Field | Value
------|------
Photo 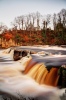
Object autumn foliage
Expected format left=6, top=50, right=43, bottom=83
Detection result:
left=0, top=9, right=66, bottom=46
left=1, top=25, right=66, bottom=46
left=3, top=33, right=13, bottom=41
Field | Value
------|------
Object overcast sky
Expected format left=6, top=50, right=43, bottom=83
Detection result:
left=0, top=0, right=66, bottom=28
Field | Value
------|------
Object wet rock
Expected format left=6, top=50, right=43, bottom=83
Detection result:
left=13, top=50, right=29, bottom=61
left=30, top=51, right=37, bottom=54
left=13, top=50, right=22, bottom=61
left=22, top=50, right=28, bottom=57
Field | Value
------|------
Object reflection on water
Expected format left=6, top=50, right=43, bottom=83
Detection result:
left=0, top=46, right=66, bottom=100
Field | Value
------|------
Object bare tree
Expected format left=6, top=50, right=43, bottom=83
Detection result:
left=60, top=9, right=66, bottom=27
left=42, top=20, right=46, bottom=30
left=0, top=23, right=8, bottom=47
left=28, top=13, right=32, bottom=24
left=36, top=11, right=41, bottom=30
left=58, top=9, right=66, bottom=27
left=46, top=14, right=51, bottom=29
left=20, top=15, right=25, bottom=30
left=53, top=13, right=57, bottom=30
left=12, top=17, right=21, bottom=30
left=11, top=21, right=17, bottom=30
left=57, top=13, right=61, bottom=24
left=25, top=15, right=30, bottom=30
left=63, top=14, right=66, bottom=27
left=31, top=13, right=36, bottom=28
left=16, top=17, right=21, bottom=29
left=42, top=14, right=51, bottom=30
left=0, top=23, right=8, bottom=33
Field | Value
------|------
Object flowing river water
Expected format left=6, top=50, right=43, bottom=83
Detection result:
left=0, top=45, right=66, bottom=100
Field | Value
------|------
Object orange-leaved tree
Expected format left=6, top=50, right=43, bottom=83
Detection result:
left=3, top=33, right=13, bottom=41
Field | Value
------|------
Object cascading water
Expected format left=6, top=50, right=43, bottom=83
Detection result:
left=0, top=46, right=66, bottom=100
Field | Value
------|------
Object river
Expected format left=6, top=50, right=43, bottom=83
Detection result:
left=0, top=45, right=66, bottom=100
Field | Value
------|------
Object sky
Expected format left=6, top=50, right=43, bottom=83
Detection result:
left=0, top=0, right=66, bottom=28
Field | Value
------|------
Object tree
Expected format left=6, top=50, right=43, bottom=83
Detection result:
left=36, top=11, right=41, bottom=30
left=11, top=21, right=17, bottom=30
left=31, top=13, right=36, bottom=28
left=55, top=11, right=66, bottom=44
left=0, top=23, right=8, bottom=34
left=14, top=34, right=21, bottom=45
left=53, top=13, right=57, bottom=31
left=0, top=23, right=8, bottom=47
left=42, top=14, right=51, bottom=30
left=46, top=14, right=51, bottom=29
left=16, top=17, right=21, bottom=29
left=24, top=35, right=29, bottom=42
left=19, top=15, right=25, bottom=30
left=57, top=13, right=61, bottom=24
left=25, top=15, right=30, bottom=30
left=3, top=33, right=13, bottom=41
left=0, top=34, right=3, bottom=46
left=56, top=9, right=66, bottom=28
left=12, top=17, right=21, bottom=30
left=59, top=9, right=66, bottom=27
left=63, top=14, right=66, bottom=27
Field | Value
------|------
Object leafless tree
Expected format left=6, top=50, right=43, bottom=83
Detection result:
left=0, top=23, right=8, bottom=33
left=25, top=15, right=30, bottom=30
left=31, top=13, right=36, bottom=28
left=19, top=15, right=25, bottom=30
left=46, top=14, right=51, bottom=29
left=57, top=13, right=61, bottom=24
left=42, top=17, right=46, bottom=30
left=53, top=13, right=57, bottom=30
left=12, top=17, right=21, bottom=30
left=36, top=11, right=41, bottom=30
left=0, top=23, right=8, bottom=47
left=11, top=21, right=17, bottom=30
left=42, top=14, right=51, bottom=30
left=60, top=9, right=66, bottom=27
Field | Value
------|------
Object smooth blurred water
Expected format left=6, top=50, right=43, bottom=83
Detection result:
left=0, top=46, right=66, bottom=100
left=0, top=46, right=66, bottom=67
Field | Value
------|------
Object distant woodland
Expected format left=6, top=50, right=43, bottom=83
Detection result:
left=0, top=9, right=66, bottom=48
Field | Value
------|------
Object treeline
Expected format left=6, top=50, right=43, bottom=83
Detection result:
left=0, top=9, right=66, bottom=47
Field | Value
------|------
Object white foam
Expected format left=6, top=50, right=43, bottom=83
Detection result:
left=0, top=49, right=14, bottom=60
left=0, top=46, right=66, bottom=100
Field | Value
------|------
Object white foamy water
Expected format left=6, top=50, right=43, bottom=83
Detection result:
left=0, top=46, right=66, bottom=100
left=0, top=48, right=14, bottom=60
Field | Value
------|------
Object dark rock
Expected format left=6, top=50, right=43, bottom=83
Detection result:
left=22, top=50, right=28, bottom=57
left=30, top=51, right=37, bottom=54
left=13, top=50, right=22, bottom=61
left=13, top=50, right=29, bottom=61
